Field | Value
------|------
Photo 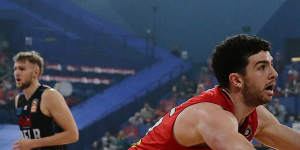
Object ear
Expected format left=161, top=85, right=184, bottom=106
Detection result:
left=33, top=66, right=40, bottom=78
left=229, top=73, right=243, bottom=88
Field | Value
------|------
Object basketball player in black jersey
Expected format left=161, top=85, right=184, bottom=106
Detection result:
left=12, top=51, right=79, bottom=150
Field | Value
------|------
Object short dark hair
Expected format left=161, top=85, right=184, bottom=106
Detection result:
left=13, top=51, right=44, bottom=76
left=211, top=34, right=271, bottom=89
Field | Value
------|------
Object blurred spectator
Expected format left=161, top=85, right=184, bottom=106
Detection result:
left=7, top=89, right=18, bottom=101
left=128, top=112, right=144, bottom=126
left=176, top=75, right=189, bottom=99
left=170, top=85, right=179, bottom=99
left=3, top=79, right=13, bottom=90
left=264, top=104, right=275, bottom=114
left=186, top=80, right=196, bottom=98
left=286, top=66, right=299, bottom=96
left=160, top=99, right=176, bottom=114
left=195, top=82, right=205, bottom=96
left=284, top=83, right=293, bottom=98
left=287, top=115, right=296, bottom=123
left=124, top=125, right=139, bottom=139
left=200, top=66, right=210, bottom=78
left=101, top=131, right=117, bottom=150
left=0, top=86, right=5, bottom=105
left=274, top=51, right=284, bottom=73
left=273, top=86, right=283, bottom=97
left=273, top=99, right=287, bottom=123
left=180, top=50, right=189, bottom=61
left=171, top=44, right=181, bottom=58
left=91, top=140, right=101, bottom=150
left=0, top=49, right=8, bottom=64
left=140, top=103, right=155, bottom=123
left=154, top=109, right=165, bottom=123
left=115, top=130, right=130, bottom=150
left=176, top=75, right=197, bottom=99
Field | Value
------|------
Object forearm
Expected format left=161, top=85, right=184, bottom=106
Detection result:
left=30, top=130, right=78, bottom=148
left=255, top=124, right=300, bottom=150
left=211, top=134, right=256, bottom=150
left=276, top=124, right=300, bottom=150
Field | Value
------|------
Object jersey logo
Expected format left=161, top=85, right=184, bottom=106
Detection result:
left=24, top=105, right=28, bottom=110
left=131, top=139, right=141, bottom=148
left=244, top=126, right=252, bottom=138
left=31, top=98, right=39, bottom=113
left=16, top=108, right=22, bottom=115
left=18, top=116, right=32, bottom=127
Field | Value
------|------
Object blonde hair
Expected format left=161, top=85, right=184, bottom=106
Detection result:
left=13, top=51, right=44, bottom=76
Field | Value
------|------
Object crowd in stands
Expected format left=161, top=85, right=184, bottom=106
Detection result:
left=0, top=36, right=18, bottom=107
left=171, top=44, right=189, bottom=61
left=89, top=65, right=215, bottom=150
left=265, top=98, right=287, bottom=123
left=90, top=131, right=130, bottom=150
left=0, top=77, right=18, bottom=106
left=284, top=65, right=300, bottom=97
left=95, top=57, right=300, bottom=150
left=0, top=49, right=137, bottom=110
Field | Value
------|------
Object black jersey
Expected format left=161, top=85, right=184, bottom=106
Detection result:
left=16, top=85, right=66, bottom=150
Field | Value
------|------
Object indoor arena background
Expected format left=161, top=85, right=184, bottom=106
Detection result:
left=0, top=0, right=299, bottom=150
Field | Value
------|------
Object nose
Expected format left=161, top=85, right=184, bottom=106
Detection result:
left=269, top=66, right=278, bottom=80
left=14, top=69, right=19, bottom=77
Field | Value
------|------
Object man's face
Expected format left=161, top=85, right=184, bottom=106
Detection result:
left=14, top=60, right=37, bottom=90
left=241, top=51, right=278, bottom=107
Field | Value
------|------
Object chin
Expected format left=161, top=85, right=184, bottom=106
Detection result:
left=16, top=84, right=21, bottom=88
left=261, top=97, right=272, bottom=105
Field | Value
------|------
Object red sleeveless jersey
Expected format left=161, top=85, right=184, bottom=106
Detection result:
left=129, top=86, right=258, bottom=150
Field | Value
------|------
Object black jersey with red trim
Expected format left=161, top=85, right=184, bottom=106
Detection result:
left=16, top=85, right=66, bottom=150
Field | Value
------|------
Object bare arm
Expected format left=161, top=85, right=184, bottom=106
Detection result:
left=15, top=94, right=19, bottom=109
left=255, top=105, right=300, bottom=150
left=174, top=103, right=256, bottom=150
left=30, top=88, right=79, bottom=148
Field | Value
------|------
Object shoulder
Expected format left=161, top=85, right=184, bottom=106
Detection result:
left=190, top=102, right=237, bottom=124
left=40, top=87, right=68, bottom=116
left=256, top=105, right=279, bottom=123
left=255, top=105, right=280, bottom=135
left=42, top=87, right=62, bottom=97
left=176, top=102, right=238, bottom=132
left=190, top=87, right=224, bottom=105
left=41, top=88, right=64, bottom=105
left=174, top=102, right=238, bottom=146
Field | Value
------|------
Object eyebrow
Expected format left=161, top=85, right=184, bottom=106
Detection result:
left=254, top=60, right=273, bottom=67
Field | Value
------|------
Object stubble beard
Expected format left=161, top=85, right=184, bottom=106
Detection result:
left=242, top=80, right=270, bottom=107
left=16, top=74, right=33, bottom=90
left=18, top=80, right=32, bottom=90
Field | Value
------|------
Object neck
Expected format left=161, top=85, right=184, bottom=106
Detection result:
left=226, top=88, right=256, bottom=125
left=23, top=80, right=41, bottom=100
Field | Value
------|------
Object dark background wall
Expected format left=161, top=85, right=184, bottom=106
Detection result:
left=69, top=0, right=288, bottom=62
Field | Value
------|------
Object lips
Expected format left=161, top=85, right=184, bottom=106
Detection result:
left=265, top=89, right=274, bottom=96
left=264, top=82, right=276, bottom=96
left=15, top=78, right=21, bottom=82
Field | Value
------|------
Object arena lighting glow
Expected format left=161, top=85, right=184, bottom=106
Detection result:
left=291, top=57, right=300, bottom=62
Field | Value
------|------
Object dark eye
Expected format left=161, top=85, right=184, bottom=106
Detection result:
left=259, top=65, right=265, bottom=70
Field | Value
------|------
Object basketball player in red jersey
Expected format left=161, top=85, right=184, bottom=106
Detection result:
left=129, top=34, right=300, bottom=150
left=12, top=51, right=79, bottom=150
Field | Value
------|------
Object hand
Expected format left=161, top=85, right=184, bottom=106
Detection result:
left=12, top=139, right=33, bottom=150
